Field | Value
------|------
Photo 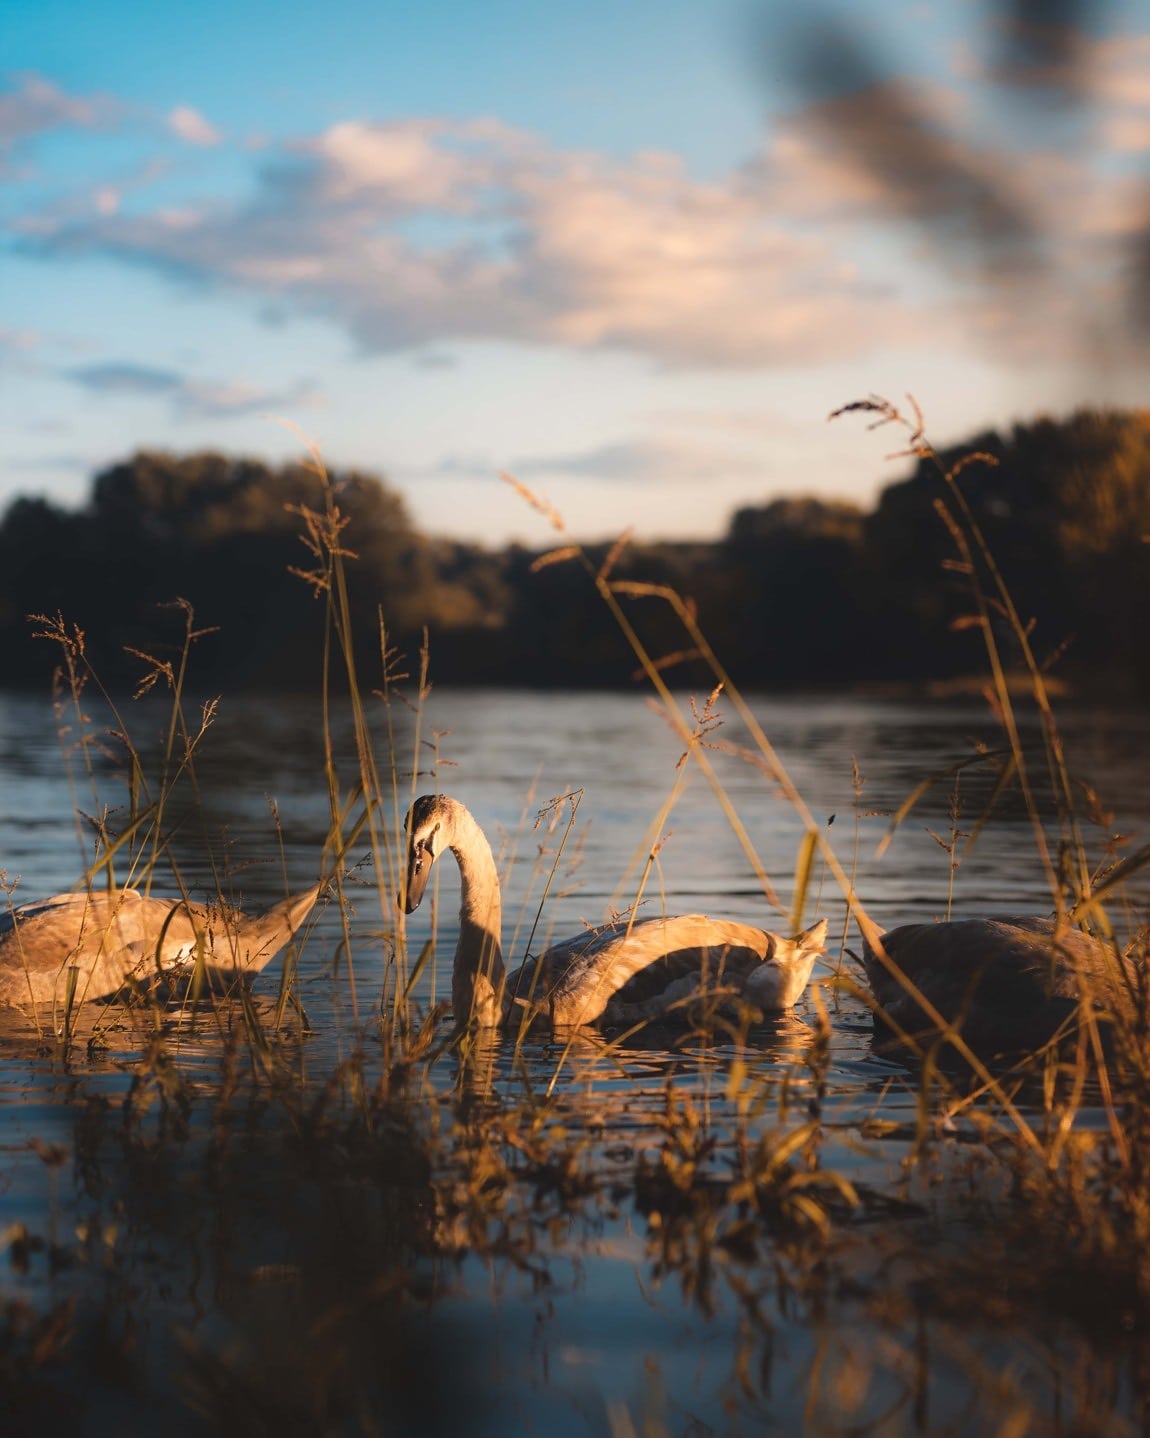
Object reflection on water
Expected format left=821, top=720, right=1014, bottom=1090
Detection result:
left=1, top=687, right=1149, bottom=1432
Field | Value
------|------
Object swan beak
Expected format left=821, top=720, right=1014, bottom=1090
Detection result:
left=402, top=839, right=433, bottom=914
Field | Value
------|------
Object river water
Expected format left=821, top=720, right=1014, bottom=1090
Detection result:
left=1, top=685, right=1148, bottom=1435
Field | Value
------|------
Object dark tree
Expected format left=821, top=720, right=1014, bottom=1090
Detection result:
left=861, top=408, right=1150, bottom=689
left=722, top=498, right=867, bottom=686
left=1, top=410, right=1148, bottom=695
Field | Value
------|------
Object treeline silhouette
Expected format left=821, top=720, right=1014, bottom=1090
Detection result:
left=1, top=408, right=1148, bottom=694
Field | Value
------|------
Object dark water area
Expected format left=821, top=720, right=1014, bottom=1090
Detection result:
left=1, top=687, right=1149, bottom=1434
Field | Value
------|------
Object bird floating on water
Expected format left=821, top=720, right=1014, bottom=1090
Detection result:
left=860, top=915, right=1138, bottom=1054
left=0, top=883, right=322, bottom=1012
left=402, top=793, right=827, bottom=1030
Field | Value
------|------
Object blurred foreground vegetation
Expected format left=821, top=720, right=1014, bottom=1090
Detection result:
left=2, top=406, right=1149, bottom=693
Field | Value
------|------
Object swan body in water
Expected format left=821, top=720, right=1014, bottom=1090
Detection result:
left=403, top=794, right=827, bottom=1029
left=861, top=916, right=1137, bottom=1053
left=0, top=884, right=322, bottom=1011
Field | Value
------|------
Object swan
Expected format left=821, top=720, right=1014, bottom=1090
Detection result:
left=0, top=882, right=323, bottom=1011
left=861, top=916, right=1138, bottom=1054
left=402, top=793, right=827, bottom=1029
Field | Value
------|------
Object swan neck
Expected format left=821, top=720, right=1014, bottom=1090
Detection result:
left=448, top=809, right=505, bottom=1026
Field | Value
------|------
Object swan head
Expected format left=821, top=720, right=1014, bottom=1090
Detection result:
left=402, top=794, right=449, bottom=914
left=745, top=917, right=829, bottom=1010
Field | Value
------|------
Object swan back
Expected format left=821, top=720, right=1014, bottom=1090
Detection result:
left=0, top=884, right=321, bottom=1011
left=501, top=914, right=748, bottom=1027
left=861, top=916, right=1136, bottom=1053
left=511, top=916, right=828, bottom=1028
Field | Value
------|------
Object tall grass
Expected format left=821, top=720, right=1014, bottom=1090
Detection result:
left=500, top=398, right=1150, bottom=1315
left=18, top=608, right=306, bottom=1045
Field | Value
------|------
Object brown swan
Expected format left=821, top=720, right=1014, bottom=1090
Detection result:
left=861, top=916, right=1139, bottom=1054
left=0, top=883, right=322, bottom=1012
left=403, top=794, right=827, bottom=1029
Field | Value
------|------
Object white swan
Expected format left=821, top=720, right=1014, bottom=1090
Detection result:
left=0, top=883, right=322, bottom=1011
left=861, top=916, right=1137, bottom=1053
left=402, top=794, right=827, bottom=1029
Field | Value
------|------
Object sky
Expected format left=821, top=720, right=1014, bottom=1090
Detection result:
left=3, top=0, right=1150, bottom=546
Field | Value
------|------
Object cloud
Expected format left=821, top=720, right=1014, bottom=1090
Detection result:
left=168, top=105, right=222, bottom=147
left=1085, top=34, right=1150, bottom=112
left=13, top=28, right=1150, bottom=371
left=8, top=451, right=97, bottom=474
left=296, top=119, right=477, bottom=205
left=1078, top=34, right=1150, bottom=157
left=1103, top=114, right=1150, bottom=153
left=19, top=117, right=919, bottom=368
left=174, top=376, right=323, bottom=419
left=411, top=350, right=458, bottom=370
left=67, top=361, right=182, bottom=395
left=511, top=435, right=774, bottom=486
left=0, top=74, right=121, bottom=170
left=63, top=361, right=322, bottom=418
left=644, top=406, right=825, bottom=442
left=0, top=326, right=40, bottom=358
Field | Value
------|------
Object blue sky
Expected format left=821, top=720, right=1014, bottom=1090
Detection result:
left=3, top=0, right=1150, bottom=544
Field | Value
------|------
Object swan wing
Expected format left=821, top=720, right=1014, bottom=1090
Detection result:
left=0, top=885, right=321, bottom=1008
left=538, top=915, right=772, bottom=1027
left=861, top=917, right=1135, bottom=1050
left=598, top=917, right=828, bottom=1026
left=0, top=891, right=189, bottom=1006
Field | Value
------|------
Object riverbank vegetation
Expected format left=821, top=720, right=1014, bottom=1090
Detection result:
left=2, top=405, right=1149, bottom=693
